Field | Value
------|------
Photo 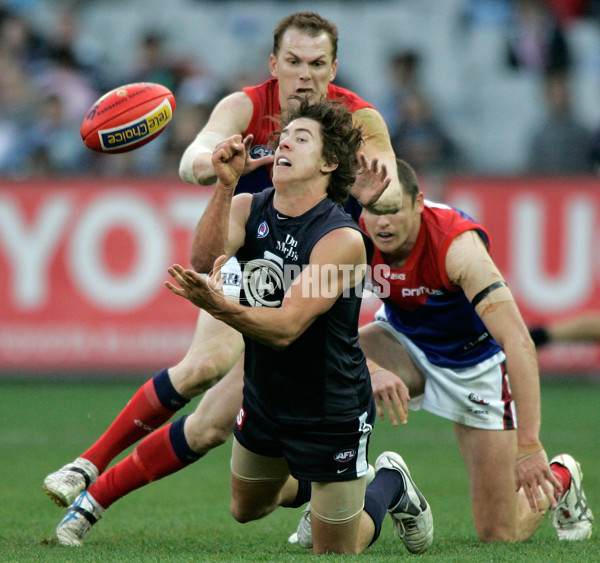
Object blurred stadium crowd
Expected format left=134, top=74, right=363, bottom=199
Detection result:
left=2, top=0, right=600, bottom=180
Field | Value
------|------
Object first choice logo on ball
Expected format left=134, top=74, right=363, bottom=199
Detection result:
left=98, top=99, right=173, bottom=151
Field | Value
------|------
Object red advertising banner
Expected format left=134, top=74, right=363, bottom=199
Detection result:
left=0, top=178, right=212, bottom=373
left=445, top=176, right=600, bottom=375
left=2, top=176, right=598, bottom=376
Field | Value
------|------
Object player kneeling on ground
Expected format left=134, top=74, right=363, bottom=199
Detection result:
left=289, top=158, right=593, bottom=546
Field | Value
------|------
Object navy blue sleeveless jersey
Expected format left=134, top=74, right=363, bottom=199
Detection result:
left=236, top=188, right=373, bottom=426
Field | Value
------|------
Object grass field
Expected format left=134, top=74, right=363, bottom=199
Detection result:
left=1, top=378, right=598, bottom=562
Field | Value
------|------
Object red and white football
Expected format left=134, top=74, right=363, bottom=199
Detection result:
left=81, top=82, right=176, bottom=153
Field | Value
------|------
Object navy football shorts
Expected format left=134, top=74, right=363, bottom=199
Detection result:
left=233, top=398, right=376, bottom=482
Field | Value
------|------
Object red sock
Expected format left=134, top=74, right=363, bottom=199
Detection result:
left=82, top=379, right=177, bottom=473
left=550, top=463, right=571, bottom=501
left=88, top=423, right=186, bottom=509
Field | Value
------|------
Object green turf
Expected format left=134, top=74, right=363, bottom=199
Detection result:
left=0, top=379, right=598, bottom=561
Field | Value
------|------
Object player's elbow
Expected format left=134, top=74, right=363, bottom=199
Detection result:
left=265, top=326, right=305, bottom=350
left=190, top=245, right=216, bottom=273
left=501, top=329, right=536, bottom=359
left=267, top=335, right=294, bottom=351
left=179, top=157, right=197, bottom=185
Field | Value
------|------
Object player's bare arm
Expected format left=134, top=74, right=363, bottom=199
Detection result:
left=352, top=107, right=402, bottom=214
left=190, top=135, right=252, bottom=272
left=179, top=92, right=274, bottom=185
left=446, top=230, right=562, bottom=512
left=367, top=357, right=411, bottom=426
left=167, top=227, right=367, bottom=350
left=359, top=318, right=424, bottom=427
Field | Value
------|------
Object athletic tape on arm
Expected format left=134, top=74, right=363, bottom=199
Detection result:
left=471, top=281, right=508, bottom=308
left=446, top=231, right=514, bottom=316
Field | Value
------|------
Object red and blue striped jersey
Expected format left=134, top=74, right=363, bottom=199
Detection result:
left=361, top=201, right=503, bottom=368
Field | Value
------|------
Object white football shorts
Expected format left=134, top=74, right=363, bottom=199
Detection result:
left=373, top=305, right=517, bottom=430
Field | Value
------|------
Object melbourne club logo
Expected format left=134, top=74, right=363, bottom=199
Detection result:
left=468, top=393, right=490, bottom=406
left=249, top=145, right=274, bottom=159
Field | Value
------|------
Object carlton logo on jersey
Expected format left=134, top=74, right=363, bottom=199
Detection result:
left=242, top=255, right=286, bottom=307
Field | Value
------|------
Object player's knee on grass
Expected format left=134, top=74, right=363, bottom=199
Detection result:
left=229, top=483, right=285, bottom=524
left=229, top=439, right=290, bottom=523
left=475, top=517, right=520, bottom=543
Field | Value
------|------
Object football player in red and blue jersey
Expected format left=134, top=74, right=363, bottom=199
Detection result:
left=356, top=159, right=593, bottom=543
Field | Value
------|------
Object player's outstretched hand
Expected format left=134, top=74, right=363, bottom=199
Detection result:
left=351, top=153, right=392, bottom=210
left=165, top=256, right=228, bottom=311
left=370, top=364, right=410, bottom=426
left=515, top=448, right=562, bottom=514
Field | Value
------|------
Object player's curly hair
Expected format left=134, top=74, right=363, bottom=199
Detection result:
left=273, top=12, right=338, bottom=61
left=271, top=97, right=363, bottom=204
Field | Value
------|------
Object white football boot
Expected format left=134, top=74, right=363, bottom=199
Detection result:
left=288, top=504, right=313, bottom=548
left=288, top=464, right=376, bottom=548
left=43, top=457, right=99, bottom=507
left=376, top=451, right=433, bottom=554
left=551, top=454, right=594, bottom=540
left=56, top=491, right=104, bottom=546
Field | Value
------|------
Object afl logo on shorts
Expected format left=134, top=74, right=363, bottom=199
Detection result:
left=242, top=258, right=285, bottom=307
left=334, top=448, right=356, bottom=463
left=257, top=221, right=269, bottom=239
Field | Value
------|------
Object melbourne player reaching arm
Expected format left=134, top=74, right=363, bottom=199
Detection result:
left=180, top=90, right=398, bottom=213
left=351, top=108, right=398, bottom=213
left=179, top=92, right=274, bottom=187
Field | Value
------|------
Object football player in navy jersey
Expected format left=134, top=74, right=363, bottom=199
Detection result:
left=165, top=98, right=433, bottom=554
left=45, top=13, right=402, bottom=547
left=348, top=159, right=592, bottom=543
left=45, top=12, right=402, bottom=547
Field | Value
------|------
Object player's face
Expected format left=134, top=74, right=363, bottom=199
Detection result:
left=272, top=117, right=336, bottom=185
left=362, top=191, right=424, bottom=259
left=270, top=27, right=338, bottom=110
